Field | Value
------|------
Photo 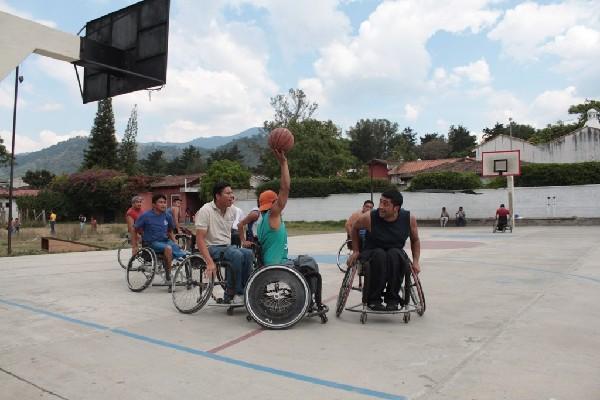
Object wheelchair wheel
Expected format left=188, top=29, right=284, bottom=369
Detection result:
left=172, top=255, right=213, bottom=314
left=127, top=248, right=156, bottom=292
left=335, top=264, right=357, bottom=317
left=336, top=240, right=352, bottom=273
left=175, top=234, right=191, bottom=251
left=244, top=265, right=310, bottom=330
left=117, top=238, right=131, bottom=269
left=492, top=224, right=497, bottom=233
left=408, top=268, right=426, bottom=316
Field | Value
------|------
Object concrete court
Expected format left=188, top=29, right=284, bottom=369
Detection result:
left=0, top=226, right=599, bottom=400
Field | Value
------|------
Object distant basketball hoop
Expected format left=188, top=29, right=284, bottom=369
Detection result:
left=482, top=150, right=521, bottom=177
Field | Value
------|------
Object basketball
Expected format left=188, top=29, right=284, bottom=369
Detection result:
left=268, top=127, right=294, bottom=152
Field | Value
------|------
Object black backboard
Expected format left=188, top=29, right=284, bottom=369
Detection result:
left=76, top=0, right=170, bottom=103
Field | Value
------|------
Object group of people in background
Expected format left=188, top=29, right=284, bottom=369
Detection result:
left=439, top=206, right=467, bottom=227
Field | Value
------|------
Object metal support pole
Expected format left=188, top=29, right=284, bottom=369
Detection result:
left=508, top=118, right=515, bottom=229
left=7, top=66, right=20, bottom=255
left=369, top=160, right=374, bottom=202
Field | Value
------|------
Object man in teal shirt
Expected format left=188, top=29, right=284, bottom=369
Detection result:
left=257, top=149, right=290, bottom=265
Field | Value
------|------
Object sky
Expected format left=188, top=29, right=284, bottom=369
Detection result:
left=0, top=0, right=599, bottom=154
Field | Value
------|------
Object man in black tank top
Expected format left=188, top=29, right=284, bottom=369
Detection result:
left=347, top=189, right=421, bottom=311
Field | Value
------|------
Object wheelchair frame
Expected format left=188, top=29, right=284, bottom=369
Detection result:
left=170, top=246, right=328, bottom=329
left=493, top=218, right=513, bottom=233
left=126, top=245, right=193, bottom=292
left=335, top=255, right=426, bottom=324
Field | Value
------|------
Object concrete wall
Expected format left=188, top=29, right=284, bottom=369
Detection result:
left=475, top=128, right=600, bottom=163
left=235, top=185, right=600, bottom=221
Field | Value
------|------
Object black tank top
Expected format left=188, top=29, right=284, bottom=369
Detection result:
left=364, top=208, right=410, bottom=250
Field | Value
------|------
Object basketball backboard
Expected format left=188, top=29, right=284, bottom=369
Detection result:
left=482, top=150, right=521, bottom=177
left=76, top=0, right=170, bottom=103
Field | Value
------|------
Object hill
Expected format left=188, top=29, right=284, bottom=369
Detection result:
left=0, top=127, right=266, bottom=178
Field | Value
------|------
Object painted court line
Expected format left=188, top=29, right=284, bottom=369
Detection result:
left=0, top=297, right=406, bottom=400
left=208, top=293, right=339, bottom=354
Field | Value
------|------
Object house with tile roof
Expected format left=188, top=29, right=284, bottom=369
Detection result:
left=388, top=158, right=480, bottom=186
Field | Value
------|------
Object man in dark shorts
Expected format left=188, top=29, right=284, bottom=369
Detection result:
left=348, top=190, right=421, bottom=311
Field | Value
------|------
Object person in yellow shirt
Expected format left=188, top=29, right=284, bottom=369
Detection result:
left=49, top=210, right=57, bottom=235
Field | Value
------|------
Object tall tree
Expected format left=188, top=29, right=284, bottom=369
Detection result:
left=388, top=127, right=418, bottom=161
left=447, top=124, right=477, bottom=156
left=482, top=122, right=535, bottom=142
left=167, top=145, right=204, bottom=174
left=207, top=144, right=244, bottom=166
left=259, top=119, right=355, bottom=178
left=140, top=149, right=168, bottom=175
left=264, top=88, right=318, bottom=131
left=119, top=104, right=139, bottom=175
left=568, top=99, right=600, bottom=126
left=83, top=98, right=119, bottom=169
left=347, top=119, right=399, bottom=163
left=417, top=139, right=450, bottom=160
left=201, top=160, right=250, bottom=201
left=23, top=169, right=55, bottom=188
left=0, top=136, right=9, bottom=166
left=420, top=133, right=443, bottom=145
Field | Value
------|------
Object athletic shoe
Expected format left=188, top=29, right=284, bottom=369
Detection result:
left=385, top=302, right=399, bottom=311
left=367, top=303, right=386, bottom=312
left=232, top=294, right=244, bottom=305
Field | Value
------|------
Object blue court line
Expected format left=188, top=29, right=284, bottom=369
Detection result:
left=0, top=297, right=406, bottom=400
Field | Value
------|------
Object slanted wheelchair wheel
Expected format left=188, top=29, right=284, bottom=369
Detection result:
left=409, top=268, right=426, bottom=316
left=127, top=248, right=156, bottom=292
left=117, top=237, right=132, bottom=269
left=336, top=240, right=352, bottom=273
left=172, top=255, right=213, bottom=314
left=492, top=224, right=497, bottom=233
left=336, top=264, right=357, bottom=317
left=244, top=265, right=310, bottom=330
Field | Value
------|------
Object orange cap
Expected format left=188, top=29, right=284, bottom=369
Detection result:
left=259, top=190, right=278, bottom=212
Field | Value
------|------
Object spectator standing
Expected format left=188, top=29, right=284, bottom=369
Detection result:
left=49, top=210, right=57, bottom=235
left=79, top=214, right=87, bottom=232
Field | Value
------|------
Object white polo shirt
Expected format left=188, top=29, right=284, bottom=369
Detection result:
left=194, top=201, right=235, bottom=246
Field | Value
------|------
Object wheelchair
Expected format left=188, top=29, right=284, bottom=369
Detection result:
left=492, top=217, right=512, bottom=233
left=335, top=250, right=425, bottom=324
left=126, top=243, right=196, bottom=292
left=336, top=239, right=352, bottom=273
left=170, top=245, right=329, bottom=329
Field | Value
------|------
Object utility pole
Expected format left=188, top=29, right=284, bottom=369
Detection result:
left=508, top=117, right=515, bottom=229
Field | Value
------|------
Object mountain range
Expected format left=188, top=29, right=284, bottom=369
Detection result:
left=0, top=127, right=267, bottom=179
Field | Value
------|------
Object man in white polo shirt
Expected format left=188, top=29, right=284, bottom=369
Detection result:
left=195, top=181, right=254, bottom=304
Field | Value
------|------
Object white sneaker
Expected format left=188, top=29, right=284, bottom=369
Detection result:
left=232, top=294, right=244, bottom=305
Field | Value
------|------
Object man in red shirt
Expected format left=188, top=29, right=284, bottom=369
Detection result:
left=495, top=203, right=510, bottom=230
left=126, top=195, right=144, bottom=253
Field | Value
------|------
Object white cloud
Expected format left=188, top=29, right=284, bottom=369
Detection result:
left=404, top=104, right=419, bottom=120
left=38, top=102, right=63, bottom=112
left=306, top=1, right=500, bottom=107
left=0, top=0, right=57, bottom=27
left=453, top=58, right=491, bottom=84
left=0, top=129, right=85, bottom=154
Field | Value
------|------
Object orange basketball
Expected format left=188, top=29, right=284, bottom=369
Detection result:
left=268, top=127, right=294, bottom=152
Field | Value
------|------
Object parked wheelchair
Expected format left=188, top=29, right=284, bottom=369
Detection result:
left=170, top=245, right=328, bottom=329
left=335, top=250, right=425, bottom=324
left=492, top=216, right=512, bottom=233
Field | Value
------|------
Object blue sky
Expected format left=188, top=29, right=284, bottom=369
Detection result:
left=1, top=0, right=599, bottom=154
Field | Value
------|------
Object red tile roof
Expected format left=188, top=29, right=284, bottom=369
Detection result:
left=150, top=174, right=203, bottom=188
left=0, top=188, right=40, bottom=197
left=388, top=158, right=481, bottom=177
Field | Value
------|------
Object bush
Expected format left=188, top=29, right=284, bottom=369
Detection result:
left=516, top=162, right=600, bottom=186
left=255, top=177, right=395, bottom=198
left=408, top=172, right=482, bottom=191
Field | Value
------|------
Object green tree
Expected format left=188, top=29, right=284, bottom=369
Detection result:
left=568, top=99, right=600, bottom=125
left=417, top=138, right=450, bottom=160
left=388, top=127, right=418, bottom=161
left=22, top=169, right=55, bottom=188
left=264, top=88, right=318, bottom=131
left=482, top=122, right=535, bottom=142
left=529, top=121, right=579, bottom=144
left=202, top=160, right=250, bottom=201
left=167, top=145, right=204, bottom=174
left=259, top=119, right=355, bottom=178
left=207, top=144, right=243, bottom=166
left=0, top=136, right=10, bottom=166
left=447, top=124, right=477, bottom=156
left=140, top=149, right=168, bottom=175
left=119, top=104, right=138, bottom=175
left=347, top=119, right=399, bottom=163
left=83, top=98, right=119, bottom=169
left=420, top=133, right=443, bottom=145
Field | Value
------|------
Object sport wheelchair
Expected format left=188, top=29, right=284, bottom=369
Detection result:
left=126, top=244, right=194, bottom=292
left=492, top=217, right=512, bottom=233
left=335, top=250, right=425, bottom=324
left=170, top=246, right=329, bottom=329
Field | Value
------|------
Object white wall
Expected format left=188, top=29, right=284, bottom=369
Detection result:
left=236, top=185, right=600, bottom=221
left=475, top=128, right=600, bottom=163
